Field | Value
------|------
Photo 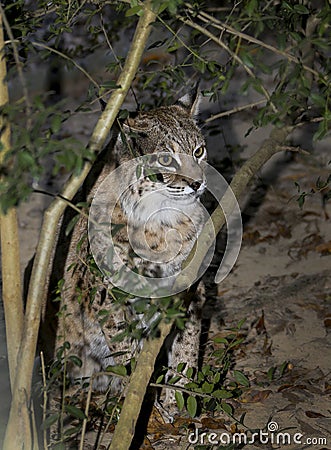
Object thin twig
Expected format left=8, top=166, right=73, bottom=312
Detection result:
left=79, top=376, right=94, bottom=450
left=67, top=0, right=88, bottom=27
left=157, top=14, right=206, bottom=64
left=100, top=12, right=140, bottom=109
left=149, top=382, right=211, bottom=398
left=40, top=351, right=48, bottom=450
left=0, top=4, right=33, bottom=128
left=218, top=0, right=242, bottom=43
left=278, top=145, right=310, bottom=155
left=178, top=16, right=278, bottom=113
left=295, top=116, right=324, bottom=128
left=205, top=99, right=266, bottom=123
left=78, top=371, right=126, bottom=450
left=31, top=41, right=100, bottom=90
left=191, top=8, right=324, bottom=82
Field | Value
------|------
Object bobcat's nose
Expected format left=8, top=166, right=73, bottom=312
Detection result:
left=189, top=180, right=202, bottom=191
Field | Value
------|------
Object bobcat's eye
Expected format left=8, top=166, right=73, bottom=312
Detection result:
left=158, top=154, right=173, bottom=166
left=194, top=146, right=205, bottom=159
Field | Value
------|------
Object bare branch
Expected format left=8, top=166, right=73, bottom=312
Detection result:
left=205, top=99, right=266, bottom=123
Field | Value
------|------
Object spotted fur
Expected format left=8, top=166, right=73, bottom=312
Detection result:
left=41, top=92, right=207, bottom=411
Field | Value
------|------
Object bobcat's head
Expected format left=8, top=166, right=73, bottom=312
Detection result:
left=118, top=91, right=207, bottom=221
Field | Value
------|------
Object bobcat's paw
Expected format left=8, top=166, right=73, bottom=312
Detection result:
left=154, top=399, right=177, bottom=423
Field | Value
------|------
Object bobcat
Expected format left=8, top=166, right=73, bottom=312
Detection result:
left=40, top=90, right=208, bottom=417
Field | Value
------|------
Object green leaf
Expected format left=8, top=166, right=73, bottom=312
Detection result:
left=100, top=80, right=121, bottom=90
left=233, top=370, right=250, bottom=387
left=143, top=166, right=158, bottom=182
left=175, top=391, right=185, bottom=411
left=186, top=395, right=197, bottom=417
left=157, top=2, right=169, bottom=14
left=136, top=164, right=142, bottom=179
left=155, top=374, right=164, bottom=384
left=65, top=214, right=79, bottom=237
left=213, top=372, right=221, bottom=384
left=282, top=1, right=293, bottom=12
left=177, top=362, right=186, bottom=373
left=267, top=366, right=276, bottom=381
left=68, top=355, right=82, bottom=368
left=212, top=389, right=233, bottom=399
left=313, top=117, right=330, bottom=142
left=175, top=317, right=185, bottom=330
left=41, top=413, right=59, bottom=430
left=18, top=151, right=35, bottom=168
left=52, top=444, right=66, bottom=450
left=279, top=361, right=289, bottom=377
left=64, top=425, right=82, bottom=436
left=168, top=375, right=181, bottom=385
left=201, top=382, right=214, bottom=394
left=106, top=364, right=127, bottom=377
left=202, top=365, right=212, bottom=376
left=118, top=109, right=130, bottom=120
left=64, top=405, right=86, bottom=420
left=132, top=298, right=148, bottom=314
left=293, top=4, right=309, bottom=14
left=220, top=402, right=233, bottom=415
left=228, top=338, right=244, bottom=349
left=246, top=0, right=258, bottom=16
left=51, top=114, right=62, bottom=134
left=184, top=381, right=199, bottom=390
left=186, top=367, right=194, bottom=379
left=289, top=31, right=302, bottom=42
left=237, top=318, right=246, bottom=329
left=241, top=51, right=254, bottom=69
left=213, top=337, right=229, bottom=345
left=310, top=93, right=325, bottom=108
left=63, top=341, right=71, bottom=350
left=125, top=5, right=143, bottom=16
left=297, top=192, right=307, bottom=209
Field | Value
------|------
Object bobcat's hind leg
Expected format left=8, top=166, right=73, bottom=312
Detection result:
left=161, top=282, right=205, bottom=417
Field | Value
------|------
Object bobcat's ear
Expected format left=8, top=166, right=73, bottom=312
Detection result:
left=176, top=85, right=201, bottom=118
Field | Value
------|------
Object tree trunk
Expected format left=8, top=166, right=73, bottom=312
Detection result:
left=0, top=10, right=24, bottom=400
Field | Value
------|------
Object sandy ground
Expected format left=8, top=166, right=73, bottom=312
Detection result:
left=0, top=56, right=330, bottom=449
left=209, top=153, right=331, bottom=449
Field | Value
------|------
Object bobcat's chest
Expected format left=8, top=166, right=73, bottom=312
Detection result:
left=112, top=188, right=205, bottom=277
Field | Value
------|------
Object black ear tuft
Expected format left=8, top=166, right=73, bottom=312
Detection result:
left=176, top=82, right=201, bottom=117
